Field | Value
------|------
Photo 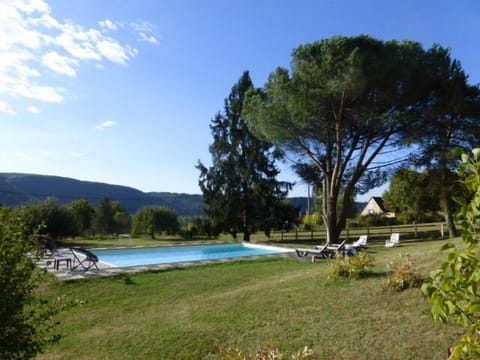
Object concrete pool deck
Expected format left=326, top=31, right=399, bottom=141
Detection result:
left=39, top=244, right=297, bottom=281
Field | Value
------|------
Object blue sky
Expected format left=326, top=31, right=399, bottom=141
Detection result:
left=1, top=0, right=479, bottom=200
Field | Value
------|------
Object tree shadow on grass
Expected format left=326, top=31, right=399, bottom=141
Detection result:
left=110, top=273, right=136, bottom=285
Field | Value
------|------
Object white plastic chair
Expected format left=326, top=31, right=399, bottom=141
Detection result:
left=385, top=233, right=400, bottom=247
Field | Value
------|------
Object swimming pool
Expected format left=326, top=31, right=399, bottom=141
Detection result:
left=95, top=243, right=294, bottom=268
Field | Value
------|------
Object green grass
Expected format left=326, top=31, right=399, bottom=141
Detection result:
left=37, top=239, right=462, bottom=359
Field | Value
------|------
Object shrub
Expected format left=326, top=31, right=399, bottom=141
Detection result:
left=386, top=253, right=422, bottom=291
left=422, top=149, right=480, bottom=358
left=0, top=207, right=62, bottom=359
left=327, top=251, right=375, bottom=279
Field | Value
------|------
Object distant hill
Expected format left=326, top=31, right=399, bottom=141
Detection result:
left=0, top=173, right=204, bottom=216
left=1, top=173, right=365, bottom=217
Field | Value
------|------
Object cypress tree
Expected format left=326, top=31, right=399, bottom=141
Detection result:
left=197, top=71, right=291, bottom=241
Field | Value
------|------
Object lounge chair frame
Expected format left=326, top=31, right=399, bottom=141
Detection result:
left=70, top=247, right=100, bottom=272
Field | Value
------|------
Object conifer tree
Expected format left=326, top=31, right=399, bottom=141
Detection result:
left=197, top=71, right=291, bottom=241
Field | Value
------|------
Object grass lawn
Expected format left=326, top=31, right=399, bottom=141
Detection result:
left=37, top=239, right=463, bottom=359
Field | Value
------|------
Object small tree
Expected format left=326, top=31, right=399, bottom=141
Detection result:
left=91, top=195, right=115, bottom=236
left=68, top=199, right=95, bottom=235
left=23, top=198, right=78, bottom=238
left=422, top=148, right=480, bottom=358
left=133, top=206, right=179, bottom=238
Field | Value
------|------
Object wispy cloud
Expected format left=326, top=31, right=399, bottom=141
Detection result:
left=96, top=120, right=118, bottom=131
left=0, top=100, right=16, bottom=115
left=26, top=105, right=41, bottom=113
left=99, top=19, right=119, bottom=31
left=42, top=51, right=78, bottom=76
left=138, top=32, right=158, bottom=44
left=0, top=1, right=158, bottom=111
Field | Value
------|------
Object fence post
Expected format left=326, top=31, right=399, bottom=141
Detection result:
left=440, top=223, right=445, bottom=238
left=414, top=223, right=418, bottom=238
left=295, top=226, right=298, bottom=241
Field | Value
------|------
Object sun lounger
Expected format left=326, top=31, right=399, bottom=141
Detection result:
left=385, top=233, right=400, bottom=248
left=349, top=235, right=368, bottom=251
left=296, top=244, right=331, bottom=263
left=70, top=247, right=99, bottom=272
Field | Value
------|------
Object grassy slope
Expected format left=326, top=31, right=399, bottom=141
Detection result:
left=37, top=239, right=462, bottom=360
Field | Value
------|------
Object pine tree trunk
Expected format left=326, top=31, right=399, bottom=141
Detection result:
left=440, top=190, right=457, bottom=238
left=439, top=153, right=458, bottom=238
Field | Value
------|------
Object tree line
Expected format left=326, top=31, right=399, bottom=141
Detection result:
left=0, top=196, right=181, bottom=239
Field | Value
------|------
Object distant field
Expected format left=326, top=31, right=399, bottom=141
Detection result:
left=37, top=237, right=462, bottom=359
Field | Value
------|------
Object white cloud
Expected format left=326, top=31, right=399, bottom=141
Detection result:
left=0, top=100, right=16, bottom=115
left=97, top=40, right=136, bottom=64
left=0, top=0, right=157, bottom=107
left=42, top=51, right=78, bottom=76
left=96, top=120, right=118, bottom=131
left=99, top=19, right=118, bottom=31
left=26, top=105, right=41, bottom=113
left=139, top=32, right=158, bottom=45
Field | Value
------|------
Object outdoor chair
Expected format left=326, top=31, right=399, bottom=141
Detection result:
left=44, top=236, right=73, bottom=270
left=296, top=244, right=331, bottom=263
left=385, top=233, right=400, bottom=248
left=350, top=235, right=368, bottom=251
left=70, top=247, right=100, bottom=272
left=44, top=236, right=59, bottom=257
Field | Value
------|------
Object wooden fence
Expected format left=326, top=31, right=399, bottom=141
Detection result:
left=249, top=222, right=448, bottom=244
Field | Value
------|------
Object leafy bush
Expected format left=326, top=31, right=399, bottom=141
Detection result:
left=217, top=344, right=316, bottom=359
left=327, top=251, right=375, bottom=279
left=302, top=212, right=322, bottom=231
left=422, top=148, right=480, bottom=359
left=0, top=208, right=62, bottom=359
left=386, top=253, right=422, bottom=291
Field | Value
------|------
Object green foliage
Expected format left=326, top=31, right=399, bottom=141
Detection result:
left=217, top=344, right=316, bottom=360
left=0, top=207, right=60, bottom=359
left=68, top=199, right=95, bottom=235
left=422, top=149, right=480, bottom=358
left=22, top=197, right=78, bottom=238
left=91, top=195, right=116, bottom=236
left=302, top=212, right=322, bottom=230
left=197, top=71, right=291, bottom=241
left=111, top=201, right=132, bottom=234
left=243, top=35, right=434, bottom=243
left=356, top=214, right=396, bottom=227
left=383, top=168, right=440, bottom=222
left=327, top=251, right=375, bottom=279
left=411, top=48, right=480, bottom=238
left=386, top=254, right=422, bottom=291
left=133, top=206, right=179, bottom=238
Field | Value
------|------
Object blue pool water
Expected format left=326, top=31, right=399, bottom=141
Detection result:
left=95, top=243, right=293, bottom=268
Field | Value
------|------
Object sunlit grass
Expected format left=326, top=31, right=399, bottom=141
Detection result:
left=36, top=238, right=461, bottom=359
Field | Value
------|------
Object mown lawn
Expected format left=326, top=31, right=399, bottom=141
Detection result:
left=37, top=239, right=462, bottom=359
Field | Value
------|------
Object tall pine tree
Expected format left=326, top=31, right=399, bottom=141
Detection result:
left=197, top=71, right=291, bottom=241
